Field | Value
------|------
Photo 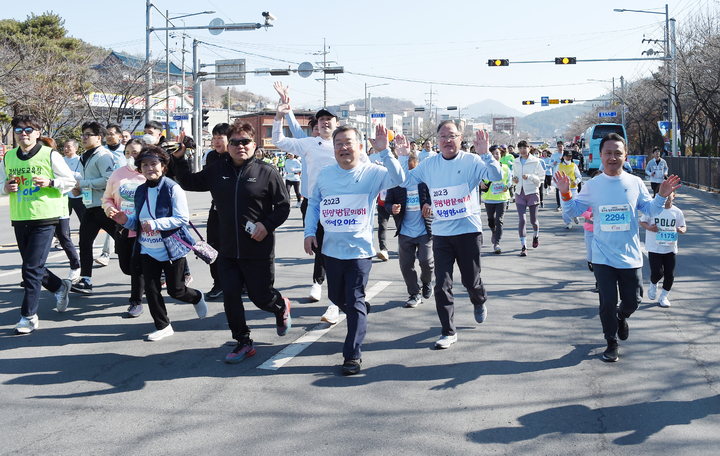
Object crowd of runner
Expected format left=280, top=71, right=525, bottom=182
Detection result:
left=1, top=86, right=687, bottom=374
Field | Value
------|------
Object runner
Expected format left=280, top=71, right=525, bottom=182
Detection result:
left=304, top=124, right=404, bottom=375
left=639, top=190, right=686, bottom=307
left=554, top=132, right=681, bottom=362
left=645, top=146, right=668, bottom=197
left=558, top=149, right=582, bottom=229
left=511, top=140, right=544, bottom=256
left=480, top=145, right=511, bottom=254
left=398, top=121, right=502, bottom=349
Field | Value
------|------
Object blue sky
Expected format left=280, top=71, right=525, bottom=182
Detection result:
left=7, top=0, right=716, bottom=115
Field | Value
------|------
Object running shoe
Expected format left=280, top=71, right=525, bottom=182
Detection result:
left=435, top=334, right=457, bottom=349
left=225, top=339, right=255, bottom=364
left=71, top=278, right=92, bottom=294
left=405, top=293, right=422, bottom=308
left=377, top=249, right=389, bottom=261
left=565, top=223, right=572, bottom=230
left=474, top=304, right=488, bottom=323
left=14, top=315, right=39, bottom=335
left=276, top=297, right=291, bottom=336
left=494, top=244, right=501, bottom=254
left=206, top=284, right=223, bottom=300
left=94, top=253, right=110, bottom=267
left=648, top=283, right=658, bottom=301
left=532, top=236, right=539, bottom=248
left=195, top=292, right=208, bottom=319
left=55, top=279, right=71, bottom=312
left=146, top=324, right=174, bottom=341
left=321, top=304, right=339, bottom=324
left=421, top=282, right=433, bottom=299
left=127, top=302, right=144, bottom=317
left=309, top=282, right=322, bottom=302
left=341, top=358, right=362, bottom=376
left=603, top=341, right=619, bottom=362
left=617, top=315, right=629, bottom=341
left=658, top=290, right=671, bottom=307
left=520, top=246, right=527, bottom=257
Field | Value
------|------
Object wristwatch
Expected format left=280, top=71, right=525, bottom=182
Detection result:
left=50, top=179, right=54, bottom=187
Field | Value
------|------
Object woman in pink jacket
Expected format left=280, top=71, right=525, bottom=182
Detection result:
left=101, top=138, right=147, bottom=317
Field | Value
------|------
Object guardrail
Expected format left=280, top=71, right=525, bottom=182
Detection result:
left=666, top=156, right=720, bottom=192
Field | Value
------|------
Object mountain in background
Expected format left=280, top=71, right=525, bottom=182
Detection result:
left=517, top=103, right=592, bottom=139
left=461, top=99, right=526, bottom=119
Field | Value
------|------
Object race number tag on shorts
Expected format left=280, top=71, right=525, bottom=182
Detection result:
left=406, top=190, right=420, bottom=212
left=490, top=182, right=505, bottom=195
left=655, top=227, right=678, bottom=246
left=320, top=194, right=369, bottom=232
left=599, top=204, right=631, bottom=232
left=431, top=183, right=473, bottom=220
left=81, top=187, right=92, bottom=206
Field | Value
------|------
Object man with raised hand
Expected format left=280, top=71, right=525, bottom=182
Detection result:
left=399, top=121, right=502, bottom=349
left=554, top=133, right=681, bottom=362
left=272, top=81, right=340, bottom=322
left=304, top=124, right=404, bottom=375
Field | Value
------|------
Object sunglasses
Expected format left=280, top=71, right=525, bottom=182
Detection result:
left=229, top=138, right=253, bottom=147
left=14, top=127, right=36, bottom=135
left=81, top=132, right=98, bottom=138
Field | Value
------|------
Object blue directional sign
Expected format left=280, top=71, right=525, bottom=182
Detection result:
left=598, top=111, right=617, bottom=118
left=541, top=97, right=549, bottom=107
left=173, top=115, right=189, bottom=120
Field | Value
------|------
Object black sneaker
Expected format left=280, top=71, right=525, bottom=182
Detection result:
left=617, top=315, right=629, bottom=341
left=342, top=358, right=362, bottom=375
left=421, top=282, right=433, bottom=299
left=603, top=341, right=619, bottom=362
left=207, top=284, right=223, bottom=300
left=71, top=278, right=93, bottom=294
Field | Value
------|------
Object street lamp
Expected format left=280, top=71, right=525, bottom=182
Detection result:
left=614, top=4, right=678, bottom=156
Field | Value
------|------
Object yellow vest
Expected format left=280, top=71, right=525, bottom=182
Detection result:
left=558, top=162, right=579, bottom=189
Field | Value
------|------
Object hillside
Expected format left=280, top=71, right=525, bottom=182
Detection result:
left=517, top=104, right=591, bottom=139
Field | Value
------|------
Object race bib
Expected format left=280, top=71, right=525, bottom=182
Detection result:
left=119, top=182, right=139, bottom=217
left=490, top=182, right=505, bottom=195
left=655, top=227, right=677, bottom=246
left=320, top=194, right=369, bottom=232
left=139, top=228, right=163, bottom=248
left=81, top=187, right=92, bottom=206
left=599, top=204, right=631, bottom=232
left=406, top=190, right=420, bottom=212
left=431, top=183, right=473, bottom=220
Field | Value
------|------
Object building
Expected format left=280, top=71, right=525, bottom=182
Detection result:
left=492, top=117, right=517, bottom=137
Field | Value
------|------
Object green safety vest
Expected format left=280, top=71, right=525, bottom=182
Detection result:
left=4, top=145, right=64, bottom=221
left=483, top=163, right=511, bottom=202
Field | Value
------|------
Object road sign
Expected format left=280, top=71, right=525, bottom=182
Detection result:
left=541, top=97, right=549, bottom=107
left=298, top=62, right=313, bottom=78
left=599, top=111, right=617, bottom=118
left=215, top=59, right=246, bottom=87
left=371, top=113, right=386, bottom=118
left=173, top=115, right=189, bottom=120
left=549, top=99, right=560, bottom=105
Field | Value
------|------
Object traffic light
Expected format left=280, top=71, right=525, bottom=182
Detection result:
left=555, top=57, right=577, bottom=65
left=560, top=99, right=574, bottom=104
left=488, top=59, right=509, bottom=67
left=522, top=101, right=535, bottom=105
left=202, top=109, right=209, bottom=128
left=662, top=99, right=669, bottom=120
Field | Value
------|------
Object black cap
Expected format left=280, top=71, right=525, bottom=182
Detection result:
left=562, top=149, right=573, bottom=156
left=315, top=107, right=339, bottom=120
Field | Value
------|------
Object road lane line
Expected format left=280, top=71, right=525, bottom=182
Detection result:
left=257, top=280, right=392, bottom=371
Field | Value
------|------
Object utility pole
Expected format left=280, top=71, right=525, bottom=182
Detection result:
left=620, top=76, right=625, bottom=128
left=323, top=39, right=327, bottom=108
left=425, top=85, right=437, bottom=123
left=145, top=1, right=152, bottom=124
left=166, top=9, right=171, bottom=137
left=670, top=18, right=678, bottom=157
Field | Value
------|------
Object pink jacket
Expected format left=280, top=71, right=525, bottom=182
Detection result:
left=102, top=164, right=146, bottom=237
left=582, top=209, right=593, bottom=232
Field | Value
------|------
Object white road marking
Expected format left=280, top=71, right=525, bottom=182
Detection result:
left=258, top=280, right=392, bottom=371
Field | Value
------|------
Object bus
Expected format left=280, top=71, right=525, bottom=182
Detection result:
left=580, top=123, right=627, bottom=172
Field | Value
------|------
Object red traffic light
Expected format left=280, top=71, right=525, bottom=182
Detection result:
left=488, top=59, right=509, bottom=67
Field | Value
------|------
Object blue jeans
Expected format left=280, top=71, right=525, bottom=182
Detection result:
left=15, top=223, right=63, bottom=317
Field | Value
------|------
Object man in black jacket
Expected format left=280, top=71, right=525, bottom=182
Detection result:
left=384, top=147, right=434, bottom=308
left=171, top=120, right=291, bottom=364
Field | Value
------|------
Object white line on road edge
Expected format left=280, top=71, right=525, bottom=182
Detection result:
left=257, top=280, right=392, bottom=371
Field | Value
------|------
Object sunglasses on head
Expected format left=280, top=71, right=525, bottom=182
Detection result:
left=14, top=127, right=36, bottom=134
left=229, top=138, right=253, bottom=147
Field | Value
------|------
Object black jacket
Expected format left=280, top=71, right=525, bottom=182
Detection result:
left=384, top=183, right=432, bottom=237
left=170, top=154, right=290, bottom=260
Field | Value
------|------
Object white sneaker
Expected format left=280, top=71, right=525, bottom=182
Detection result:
left=435, top=334, right=457, bottom=349
left=309, top=283, right=322, bottom=302
left=55, top=279, right=72, bottom=312
left=194, top=292, right=208, bottom=319
left=147, top=324, right=174, bottom=341
left=658, top=290, right=671, bottom=307
left=321, top=304, right=339, bottom=324
left=406, top=293, right=422, bottom=308
left=572, top=217, right=580, bottom=224
left=377, top=249, right=389, bottom=261
left=648, top=283, right=658, bottom=301
left=68, top=268, right=80, bottom=284
left=15, top=315, right=39, bottom=335
left=565, top=223, right=572, bottom=230
left=95, top=253, right=110, bottom=267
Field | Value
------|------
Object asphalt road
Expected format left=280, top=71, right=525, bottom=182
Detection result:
left=1, top=180, right=718, bottom=455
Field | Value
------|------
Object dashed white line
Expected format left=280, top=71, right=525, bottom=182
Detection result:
left=257, top=280, right=392, bottom=371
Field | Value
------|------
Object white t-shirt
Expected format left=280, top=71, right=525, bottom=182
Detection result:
left=642, top=206, right=685, bottom=254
